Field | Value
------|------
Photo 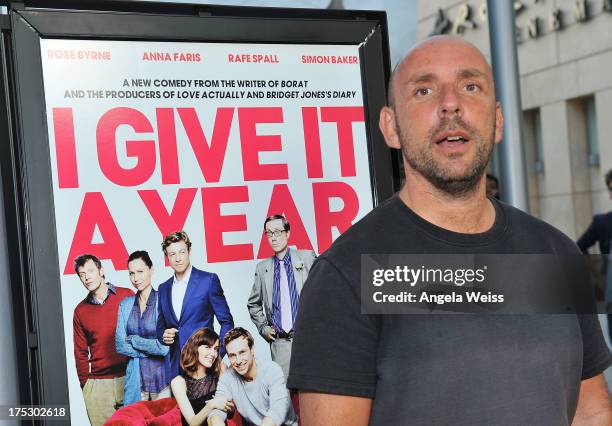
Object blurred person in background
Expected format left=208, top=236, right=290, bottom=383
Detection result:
left=578, top=170, right=612, bottom=341
left=486, top=173, right=500, bottom=199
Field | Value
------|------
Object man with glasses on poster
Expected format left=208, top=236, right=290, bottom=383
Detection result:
left=247, top=214, right=317, bottom=379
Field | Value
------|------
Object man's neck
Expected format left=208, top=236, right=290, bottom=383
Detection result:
left=399, top=171, right=495, bottom=234
left=275, top=247, right=289, bottom=260
left=174, top=264, right=191, bottom=282
left=242, top=359, right=257, bottom=382
left=92, top=281, right=109, bottom=302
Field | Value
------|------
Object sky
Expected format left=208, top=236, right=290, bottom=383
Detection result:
left=144, top=0, right=417, bottom=66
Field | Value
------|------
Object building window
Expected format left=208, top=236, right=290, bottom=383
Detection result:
left=533, top=109, right=545, bottom=174
left=585, top=97, right=599, bottom=166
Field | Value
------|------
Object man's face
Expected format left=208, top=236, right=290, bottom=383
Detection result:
left=380, top=37, right=503, bottom=195
left=226, top=336, right=255, bottom=377
left=77, top=259, right=105, bottom=293
left=165, top=241, right=191, bottom=275
left=265, top=219, right=290, bottom=255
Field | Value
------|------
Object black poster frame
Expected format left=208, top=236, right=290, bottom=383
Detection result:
left=0, top=1, right=395, bottom=423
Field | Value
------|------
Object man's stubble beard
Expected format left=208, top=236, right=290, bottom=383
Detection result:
left=397, top=115, right=495, bottom=197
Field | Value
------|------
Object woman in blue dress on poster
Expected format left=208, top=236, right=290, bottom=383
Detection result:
left=116, top=250, right=170, bottom=405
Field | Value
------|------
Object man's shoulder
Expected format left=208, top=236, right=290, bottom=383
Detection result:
left=255, top=257, right=273, bottom=269
left=190, top=266, right=218, bottom=280
left=73, top=298, right=90, bottom=314
left=158, top=276, right=173, bottom=289
left=294, top=249, right=317, bottom=258
left=501, top=201, right=579, bottom=253
left=293, top=249, right=317, bottom=266
left=257, top=359, right=284, bottom=380
left=218, top=367, right=241, bottom=388
left=593, top=211, right=612, bottom=225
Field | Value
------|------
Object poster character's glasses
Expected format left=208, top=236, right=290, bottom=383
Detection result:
left=265, top=230, right=287, bottom=238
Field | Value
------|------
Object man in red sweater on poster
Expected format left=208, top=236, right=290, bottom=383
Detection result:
left=73, top=254, right=133, bottom=426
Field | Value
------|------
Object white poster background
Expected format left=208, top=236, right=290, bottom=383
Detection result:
left=41, top=39, right=374, bottom=424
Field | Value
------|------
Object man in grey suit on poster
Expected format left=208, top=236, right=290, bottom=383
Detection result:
left=247, top=214, right=317, bottom=379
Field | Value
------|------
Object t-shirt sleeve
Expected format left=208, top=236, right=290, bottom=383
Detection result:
left=209, top=373, right=231, bottom=422
left=265, top=362, right=291, bottom=426
left=577, top=314, right=611, bottom=379
left=287, top=257, right=379, bottom=398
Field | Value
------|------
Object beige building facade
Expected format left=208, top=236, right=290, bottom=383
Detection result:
left=417, top=0, right=612, bottom=243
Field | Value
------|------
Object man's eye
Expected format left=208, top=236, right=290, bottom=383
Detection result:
left=465, top=83, right=480, bottom=92
left=415, top=88, right=432, bottom=96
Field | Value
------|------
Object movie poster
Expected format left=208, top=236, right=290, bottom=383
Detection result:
left=41, top=39, right=374, bottom=424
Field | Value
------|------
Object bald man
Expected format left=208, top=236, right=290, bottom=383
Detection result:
left=287, top=36, right=611, bottom=425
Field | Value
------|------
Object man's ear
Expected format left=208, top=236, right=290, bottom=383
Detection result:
left=494, top=102, right=504, bottom=145
left=379, top=106, right=401, bottom=149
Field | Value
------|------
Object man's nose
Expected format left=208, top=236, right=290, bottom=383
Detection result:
left=438, top=84, right=462, bottom=118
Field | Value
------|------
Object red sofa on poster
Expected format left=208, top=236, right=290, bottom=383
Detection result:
left=104, top=397, right=244, bottom=426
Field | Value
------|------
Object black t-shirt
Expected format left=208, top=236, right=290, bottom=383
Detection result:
left=288, top=195, right=611, bottom=425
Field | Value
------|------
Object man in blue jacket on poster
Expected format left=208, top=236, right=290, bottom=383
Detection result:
left=156, top=230, right=234, bottom=379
